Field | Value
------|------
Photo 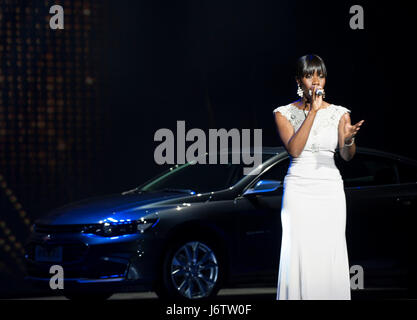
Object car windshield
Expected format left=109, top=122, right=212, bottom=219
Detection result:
left=138, top=153, right=277, bottom=194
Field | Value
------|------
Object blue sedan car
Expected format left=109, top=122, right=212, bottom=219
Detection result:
left=24, top=147, right=417, bottom=300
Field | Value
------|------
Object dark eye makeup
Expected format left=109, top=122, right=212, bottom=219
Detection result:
left=304, top=73, right=324, bottom=78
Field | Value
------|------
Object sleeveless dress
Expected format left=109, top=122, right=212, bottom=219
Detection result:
left=273, top=103, right=352, bottom=300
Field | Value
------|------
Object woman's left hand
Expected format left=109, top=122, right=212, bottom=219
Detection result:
left=344, top=118, right=365, bottom=143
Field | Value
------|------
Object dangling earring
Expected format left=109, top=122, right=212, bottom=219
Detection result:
left=297, top=83, right=303, bottom=97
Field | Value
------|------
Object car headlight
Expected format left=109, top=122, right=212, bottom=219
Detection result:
left=82, top=216, right=159, bottom=237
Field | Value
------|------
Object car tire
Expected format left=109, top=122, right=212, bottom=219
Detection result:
left=64, top=291, right=113, bottom=301
left=154, top=238, right=224, bottom=301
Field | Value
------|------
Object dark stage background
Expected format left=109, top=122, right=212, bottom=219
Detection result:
left=0, top=0, right=416, bottom=297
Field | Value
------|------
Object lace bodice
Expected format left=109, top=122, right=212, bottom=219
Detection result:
left=273, top=103, right=351, bottom=154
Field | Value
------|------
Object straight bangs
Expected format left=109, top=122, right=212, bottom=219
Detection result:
left=296, top=54, right=327, bottom=79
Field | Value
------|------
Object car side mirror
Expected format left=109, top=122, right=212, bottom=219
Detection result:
left=243, top=179, right=282, bottom=196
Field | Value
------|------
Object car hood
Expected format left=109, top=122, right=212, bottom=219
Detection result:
left=35, top=192, right=190, bottom=225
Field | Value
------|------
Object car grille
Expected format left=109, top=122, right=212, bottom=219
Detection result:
left=34, top=224, right=85, bottom=234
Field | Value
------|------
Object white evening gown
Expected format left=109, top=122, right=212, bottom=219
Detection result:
left=273, top=103, right=352, bottom=300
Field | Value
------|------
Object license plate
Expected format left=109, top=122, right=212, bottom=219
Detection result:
left=35, top=245, right=63, bottom=262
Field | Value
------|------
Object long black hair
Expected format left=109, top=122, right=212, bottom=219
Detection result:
left=295, top=54, right=327, bottom=80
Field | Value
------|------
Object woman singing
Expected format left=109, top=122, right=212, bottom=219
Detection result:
left=273, top=54, right=365, bottom=300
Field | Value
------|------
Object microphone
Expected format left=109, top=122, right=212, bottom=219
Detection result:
left=308, top=88, right=324, bottom=96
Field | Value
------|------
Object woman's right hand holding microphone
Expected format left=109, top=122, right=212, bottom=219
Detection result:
left=308, top=85, right=325, bottom=113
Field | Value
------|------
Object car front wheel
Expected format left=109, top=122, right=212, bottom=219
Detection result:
left=155, top=239, right=224, bottom=300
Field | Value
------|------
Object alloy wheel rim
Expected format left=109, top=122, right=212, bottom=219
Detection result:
left=170, top=241, right=219, bottom=299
